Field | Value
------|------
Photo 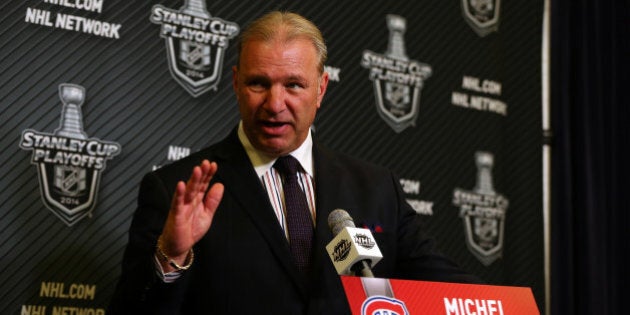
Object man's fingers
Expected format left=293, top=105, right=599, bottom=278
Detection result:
left=171, top=181, right=187, bottom=211
left=182, top=165, right=199, bottom=203
left=197, top=160, right=214, bottom=196
left=205, top=182, right=224, bottom=212
left=164, top=160, right=220, bottom=259
left=173, top=160, right=217, bottom=209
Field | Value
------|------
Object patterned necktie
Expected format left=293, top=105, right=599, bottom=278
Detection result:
left=273, top=155, right=314, bottom=272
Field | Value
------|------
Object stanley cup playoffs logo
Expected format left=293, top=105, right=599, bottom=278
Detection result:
left=150, top=0, right=240, bottom=97
left=19, top=84, right=121, bottom=226
left=462, top=0, right=501, bottom=37
left=452, top=152, right=508, bottom=266
left=361, top=15, right=432, bottom=133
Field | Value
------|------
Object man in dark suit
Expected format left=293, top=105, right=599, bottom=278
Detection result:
left=108, top=11, right=479, bottom=314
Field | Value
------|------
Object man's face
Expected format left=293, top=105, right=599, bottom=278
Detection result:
left=233, top=38, right=329, bottom=157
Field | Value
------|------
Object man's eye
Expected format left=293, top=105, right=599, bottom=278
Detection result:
left=287, top=82, right=304, bottom=89
left=246, top=80, right=267, bottom=91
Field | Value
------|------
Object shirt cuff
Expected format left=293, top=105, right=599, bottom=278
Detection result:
left=153, top=253, right=183, bottom=283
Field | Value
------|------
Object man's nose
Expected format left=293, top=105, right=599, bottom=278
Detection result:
left=264, top=85, right=286, bottom=113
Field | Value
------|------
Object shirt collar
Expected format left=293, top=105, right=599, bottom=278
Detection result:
left=237, top=121, right=314, bottom=178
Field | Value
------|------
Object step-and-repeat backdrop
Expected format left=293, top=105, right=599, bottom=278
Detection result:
left=1, top=1, right=544, bottom=313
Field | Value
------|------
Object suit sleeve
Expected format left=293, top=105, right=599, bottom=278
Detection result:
left=107, top=172, right=192, bottom=314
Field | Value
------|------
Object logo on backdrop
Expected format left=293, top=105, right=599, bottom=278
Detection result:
left=461, top=0, right=501, bottom=37
left=361, top=15, right=432, bottom=133
left=153, top=145, right=191, bottom=170
left=150, top=0, right=240, bottom=97
left=400, top=178, right=434, bottom=216
left=451, top=75, right=507, bottom=115
left=452, top=151, right=508, bottom=265
left=19, top=84, right=122, bottom=226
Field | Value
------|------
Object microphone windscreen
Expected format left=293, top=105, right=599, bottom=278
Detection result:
left=328, top=209, right=355, bottom=235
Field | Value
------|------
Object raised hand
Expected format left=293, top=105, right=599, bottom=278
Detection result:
left=156, top=160, right=224, bottom=271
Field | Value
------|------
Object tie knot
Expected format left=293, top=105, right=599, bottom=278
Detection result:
left=274, top=155, right=301, bottom=176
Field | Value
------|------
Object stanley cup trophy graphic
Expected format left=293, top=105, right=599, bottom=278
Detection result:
left=384, top=15, right=412, bottom=116
left=454, top=151, right=508, bottom=266
left=472, top=152, right=500, bottom=256
left=151, top=0, right=240, bottom=97
left=38, top=83, right=100, bottom=226
left=474, top=152, right=496, bottom=196
left=54, top=84, right=88, bottom=197
left=178, top=0, right=212, bottom=74
left=363, top=15, right=432, bottom=133
left=20, top=83, right=122, bottom=226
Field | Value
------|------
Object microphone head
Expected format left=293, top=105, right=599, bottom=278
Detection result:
left=328, top=209, right=356, bottom=235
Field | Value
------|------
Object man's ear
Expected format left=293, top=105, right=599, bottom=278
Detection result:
left=317, top=71, right=330, bottom=106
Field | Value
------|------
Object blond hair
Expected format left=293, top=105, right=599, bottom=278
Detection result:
left=237, top=11, right=327, bottom=73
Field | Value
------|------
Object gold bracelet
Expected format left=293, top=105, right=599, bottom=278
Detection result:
left=156, top=238, right=194, bottom=271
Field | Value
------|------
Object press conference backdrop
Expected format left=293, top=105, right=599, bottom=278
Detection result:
left=1, top=0, right=544, bottom=313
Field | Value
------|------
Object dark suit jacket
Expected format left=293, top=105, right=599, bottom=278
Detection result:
left=108, top=128, right=480, bottom=314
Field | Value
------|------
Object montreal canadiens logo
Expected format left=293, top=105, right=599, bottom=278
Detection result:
left=362, top=296, right=409, bottom=315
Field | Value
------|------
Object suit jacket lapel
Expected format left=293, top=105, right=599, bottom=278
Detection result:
left=211, top=129, right=310, bottom=298
left=307, top=141, right=358, bottom=310
left=311, top=142, right=347, bottom=275
left=312, top=142, right=350, bottom=236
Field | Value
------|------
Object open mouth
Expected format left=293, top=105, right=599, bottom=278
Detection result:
left=259, top=120, right=290, bottom=135
left=262, top=121, right=287, bottom=127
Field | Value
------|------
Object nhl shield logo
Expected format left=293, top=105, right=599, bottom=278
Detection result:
left=19, top=84, right=122, bottom=226
left=150, top=1, right=240, bottom=97
left=452, top=152, right=508, bottom=265
left=54, top=165, right=86, bottom=196
left=362, top=15, right=432, bottom=133
left=461, top=0, right=501, bottom=37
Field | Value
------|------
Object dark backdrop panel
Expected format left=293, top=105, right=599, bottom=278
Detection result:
left=1, top=0, right=544, bottom=313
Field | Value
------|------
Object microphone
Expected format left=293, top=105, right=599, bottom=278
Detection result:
left=326, top=209, right=383, bottom=277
